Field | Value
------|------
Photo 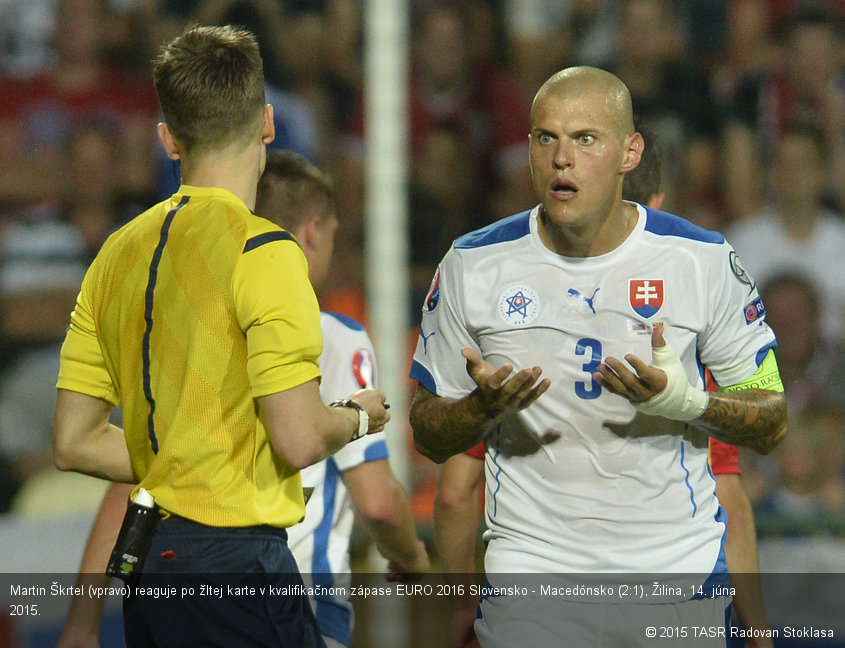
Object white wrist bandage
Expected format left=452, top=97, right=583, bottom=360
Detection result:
left=633, top=342, right=709, bottom=421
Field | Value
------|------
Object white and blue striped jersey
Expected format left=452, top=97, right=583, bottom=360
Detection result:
left=288, top=311, right=388, bottom=646
left=411, top=204, right=776, bottom=577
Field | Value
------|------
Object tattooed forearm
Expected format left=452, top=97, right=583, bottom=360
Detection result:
left=409, top=386, right=492, bottom=463
left=692, top=388, right=787, bottom=455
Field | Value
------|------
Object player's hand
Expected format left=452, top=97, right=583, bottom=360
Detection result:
left=386, top=540, right=430, bottom=582
left=461, top=347, right=550, bottom=419
left=348, top=389, right=391, bottom=434
left=594, top=322, right=669, bottom=403
left=595, top=323, right=709, bottom=421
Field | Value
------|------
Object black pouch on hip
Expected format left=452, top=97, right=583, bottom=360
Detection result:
left=106, top=487, right=159, bottom=584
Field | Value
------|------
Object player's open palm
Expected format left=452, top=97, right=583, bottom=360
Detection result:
left=461, top=347, right=550, bottom=418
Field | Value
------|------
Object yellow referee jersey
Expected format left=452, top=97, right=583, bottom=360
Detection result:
left=57, top=185, right=322, bottom=528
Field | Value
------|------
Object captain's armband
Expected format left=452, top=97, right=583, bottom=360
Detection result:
left=719, top=349, right=783, bottom=393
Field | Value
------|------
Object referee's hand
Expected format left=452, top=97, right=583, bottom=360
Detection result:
left=348, top=389, right=391, bottom=434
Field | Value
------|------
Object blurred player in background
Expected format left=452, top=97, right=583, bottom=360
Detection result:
left=256, top=151, right=429, bottom=648
left=57, top=150, right=429, bottom=648
left=52, top=25, right=389, bottom=648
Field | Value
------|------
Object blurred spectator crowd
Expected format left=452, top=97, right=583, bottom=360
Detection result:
left=0, top=0, right=843, bottom=543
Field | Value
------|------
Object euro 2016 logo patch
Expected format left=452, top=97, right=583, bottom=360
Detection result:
left=498, top=285, right=540, bottom=326
left=424, top=267, right=441, bottom=312
left=352, top=348, right=375, bottom=388
left=629, top=279, right=664, bottom=319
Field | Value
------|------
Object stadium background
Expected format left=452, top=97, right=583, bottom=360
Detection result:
left=1, top=0, right=844, bottom=645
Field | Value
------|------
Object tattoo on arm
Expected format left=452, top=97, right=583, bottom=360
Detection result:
left=693, top=389, right=787, bottom=455
left=409, top=386, right=493, bottom=464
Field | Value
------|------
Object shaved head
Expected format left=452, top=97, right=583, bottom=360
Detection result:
left=532, top=66, right=635, bottom=137
left=527, top=65, right=644, bottom=256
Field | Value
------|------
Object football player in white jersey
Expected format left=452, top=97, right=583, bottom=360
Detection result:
left=257, top=151, right=430, bottom=648
left=434, top=123, right=776, bottom=648
left=410, top=66, right=786, bottom=647
left=57, top=151, right=429, bottom=648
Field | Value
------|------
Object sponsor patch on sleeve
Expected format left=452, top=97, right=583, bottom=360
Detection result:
left=743, top=296, right=765, bottom=325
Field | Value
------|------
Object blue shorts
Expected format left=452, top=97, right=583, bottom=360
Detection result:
left=123, top=515, right=326, bottom=648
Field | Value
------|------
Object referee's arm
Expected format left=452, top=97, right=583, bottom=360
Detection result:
left=53, top=388, right=135, bottom=483
left=258, top=379, right=389, bottom=470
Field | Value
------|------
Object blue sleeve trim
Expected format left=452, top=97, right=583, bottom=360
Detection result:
left=409, top=360, right=437, bottom=394
left=363, top=439, right=389, bottom=462
left=643, top=207, right=724, bottom=244
left=321, top=310, right=365, bottom=331
left=454, top=211, right=532, bottom=249
left=242, top=230, right=297, bottom=253
left=755, top=341, right=777, bottom=367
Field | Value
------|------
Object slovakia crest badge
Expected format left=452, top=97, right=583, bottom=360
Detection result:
left=629, top=279, right=664, bottom=319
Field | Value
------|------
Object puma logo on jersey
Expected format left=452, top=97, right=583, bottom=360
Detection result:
left=420, top=329, right=436, bottom=353
left=567, top=287, right=600, bottom=314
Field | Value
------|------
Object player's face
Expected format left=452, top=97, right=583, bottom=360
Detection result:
left=529, top=91, right=631, bottom=231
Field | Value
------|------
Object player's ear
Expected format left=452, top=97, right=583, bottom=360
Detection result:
left=621, top=132, right=643, bottom=173
left=157, top=123, right=180, bottom=160
left=261, top=104, right=275, bottom=145
left=300, top=215, right=322, bottom=251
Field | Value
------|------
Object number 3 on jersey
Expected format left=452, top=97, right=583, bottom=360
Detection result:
left=575, top=337, right=602, bottom=399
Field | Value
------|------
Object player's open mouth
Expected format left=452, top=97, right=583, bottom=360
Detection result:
left=550, top=177, right=578, bottom=199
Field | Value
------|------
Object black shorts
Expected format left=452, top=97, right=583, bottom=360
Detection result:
left=123, top=515, right=326, bottom=648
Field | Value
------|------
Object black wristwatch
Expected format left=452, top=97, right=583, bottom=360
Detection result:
left=330, top=399, right=369, bottom=441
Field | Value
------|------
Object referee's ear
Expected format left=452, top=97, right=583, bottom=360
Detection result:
left=157, top=122, right=181, bottom=161
left=261, top=104, right=275, bottom=146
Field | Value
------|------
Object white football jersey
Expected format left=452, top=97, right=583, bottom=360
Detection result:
left=411, top=204, right=776, bottom=577
left=289, top=311, right=388, bottom=645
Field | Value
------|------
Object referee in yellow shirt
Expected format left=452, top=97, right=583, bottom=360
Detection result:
left=51, top=25, right=389, bottom=648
